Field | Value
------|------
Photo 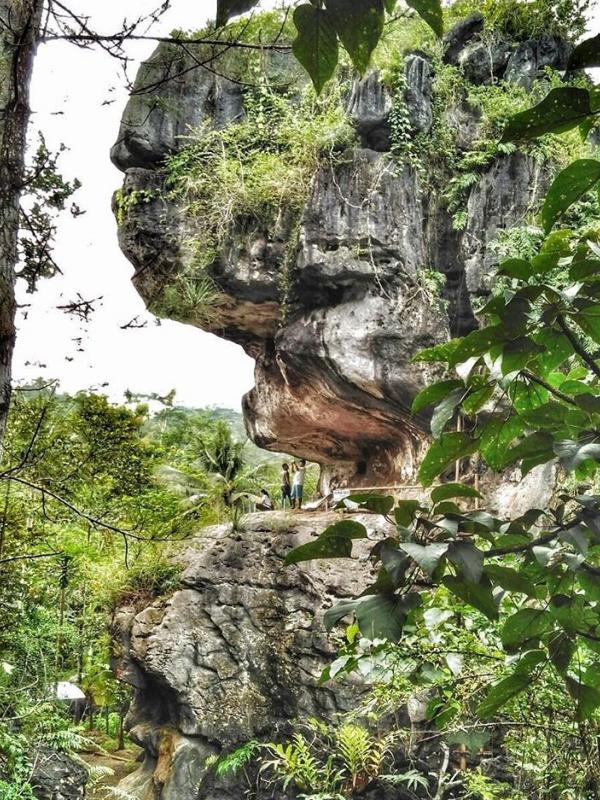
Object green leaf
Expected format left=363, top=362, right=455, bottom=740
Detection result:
left=419, top=433, right=478, bottom=487
left=462, top=385, right=494, bottom=415
left=405, top=0, right=443, bottom=37
left=325, top=592, right=422, bottom=640
left=448, top=326, right=506, bottom=368
left=378, top=541, right=411, bottom=586
left=501, top=337, right=544, bottom=375
left=400, top=542, right=449, bottom=575
left=216, top=0, right=259, bottom=26
left=501, top=608, right=553, bottom=653
left=477, top=651, right=545, bottom=719
left=412, top=379, right=463, bottom=414
left=292, top=4, right=339, bottom=94
left=569, top=259, right=600, bottom=281
left=548, top=630, right=575, bottom=675
left=326, top=0, right=384, bottom=75
left=442, top=575, right=499, bottom=620
left=431, top=388, right=464, bottom=438
left=479, top=417, right=525, bottom=469
left=447, top=541, right=484, bottom=583
left=348, top=493, right=394, bottom=515
left=503, top=431, right=555, bottom=474
left=566, top=677, right=600, bottom=721
left=394, top=499, right=421, bottom=527
left=498, top=258, right=532, bottom=280
left=542, top=160, right=600, bottom=234
left=501, top=87, right=593, bottom=143
left=574, top=304, right=600, bottom=344
left=568, top=33, right=600, bottom=70
left=431, top=482, right=482, bottom=504
left=355, top=592, right=422, bottom=640
left=284, top=520, right=367, bottom=565
left=484, top=565, right=537, bottom=597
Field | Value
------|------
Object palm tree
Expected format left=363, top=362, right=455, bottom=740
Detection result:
left=198, top=421, right=247, bottom=507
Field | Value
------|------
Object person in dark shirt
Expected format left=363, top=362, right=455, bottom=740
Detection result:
left=281, top=462, right=292, bottom=508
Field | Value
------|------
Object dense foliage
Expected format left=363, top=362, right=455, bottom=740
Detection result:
left=0, top=390, right=284, bottom=795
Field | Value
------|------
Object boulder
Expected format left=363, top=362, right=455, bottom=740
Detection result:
left=111, top=512, right=392, bottom=799
left=30, top=748, right=87, bottom=800
left=443, top=13, right=485, bottom=65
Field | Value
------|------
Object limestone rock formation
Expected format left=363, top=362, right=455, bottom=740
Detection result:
left=111, top=17, right=560, bottom=489
left=30, top=748, right=87, bottom=800
left=111, top=512, right=391, bottom=800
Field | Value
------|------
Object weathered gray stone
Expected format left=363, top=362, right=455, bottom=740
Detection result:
left=458, top=39, right=512, bottom=84
left=405, top=54, right=433, bottom=133
left=505, top=34, right=571, bottom=88
left=30, top=748, right=87, bottom=800
left=111, top=512, right=392, bottom=800
left=443, top=13, right=485, bottom=65
left=346, top=71, right=393, bottom=151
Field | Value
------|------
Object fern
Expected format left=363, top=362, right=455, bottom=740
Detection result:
left=211, top=739, right=261, bottom=778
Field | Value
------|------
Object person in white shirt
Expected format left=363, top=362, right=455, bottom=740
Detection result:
left=290, top=460, right=306, bottom=509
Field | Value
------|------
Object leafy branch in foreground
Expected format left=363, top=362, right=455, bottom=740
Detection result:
left=219, top=0, right=443, bottom=93
left=285, top=102, right=600, bottom=722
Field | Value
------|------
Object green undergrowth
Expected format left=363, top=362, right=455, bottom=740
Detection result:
left=161, top=79, right=354, bottom=316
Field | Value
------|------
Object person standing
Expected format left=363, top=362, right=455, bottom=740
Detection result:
left=281, top=462, right=292, bottom=508
left=291, top=459, right=306, bottom=510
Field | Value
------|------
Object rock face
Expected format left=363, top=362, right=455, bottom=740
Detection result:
left=111, top=19, right=560, bottom=489
left=30, top=748, right=87, bottom=800
left=112, top=512, right=391, bottom=800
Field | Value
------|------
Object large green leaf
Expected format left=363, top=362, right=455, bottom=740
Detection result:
left=575, top=304, right=600, bottom=344
left=292, top=4, right=339, bottom=94
left=477, top=651, right=545, bottom=719
left=405, top=0, right=443, bottom=37
left=442, top=575, right=499, bottom=620
left=501, top=608, right=553, bottom=653
left=411, top=379, right=464, bottom=414
left=447, top=541, right=484, bottom=583
left=326, top=0, right=385, bottom=75
left=216, top=0, right=259, bottom=26
left=501, top=87, right=593, bottom=142
left=284, top=520, right=367, bottom=565
left=431, top=388, right=464, bottom=438
left=479, top=417, right=525, bottom=469
left=566, top=677, right=600, bottom=722
left=484, top=565, right=537, bottom=597
left=378, top=541, right=411, bottom=586
left=431, top=482, right=482, bottom=504
left=501, top=337, right=544, bottom=375
left=394, top=499, right=421, bottom=527
left=324, top=592, right=422, bottom=640
left=542, top=160, right=600, bottom=234
left=447, top=326, right=505, bottom=368
left=503, top=431, right=555, bottom=474
left=548, top=631, right=575, bottom=676
left=419, top=433, right=478, bottom=487
left=400, top=542, right=449, bottom=575
left=355, top=592, right=422, bottom=640
left=347, top=493, right=394, bottom=515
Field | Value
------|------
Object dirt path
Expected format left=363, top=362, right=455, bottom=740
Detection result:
left=81, top=746, right=142, bottom=799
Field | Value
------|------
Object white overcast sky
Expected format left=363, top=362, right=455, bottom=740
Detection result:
left=14, top=0, right=270, bottom=409
left=14, top=1, right=600, bottom=409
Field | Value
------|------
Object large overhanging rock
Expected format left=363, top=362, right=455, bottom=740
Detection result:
left=112, top=20, right=554, bottom=487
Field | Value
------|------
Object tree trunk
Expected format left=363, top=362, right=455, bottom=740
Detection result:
left=0, top=0, right=43, bottom=450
